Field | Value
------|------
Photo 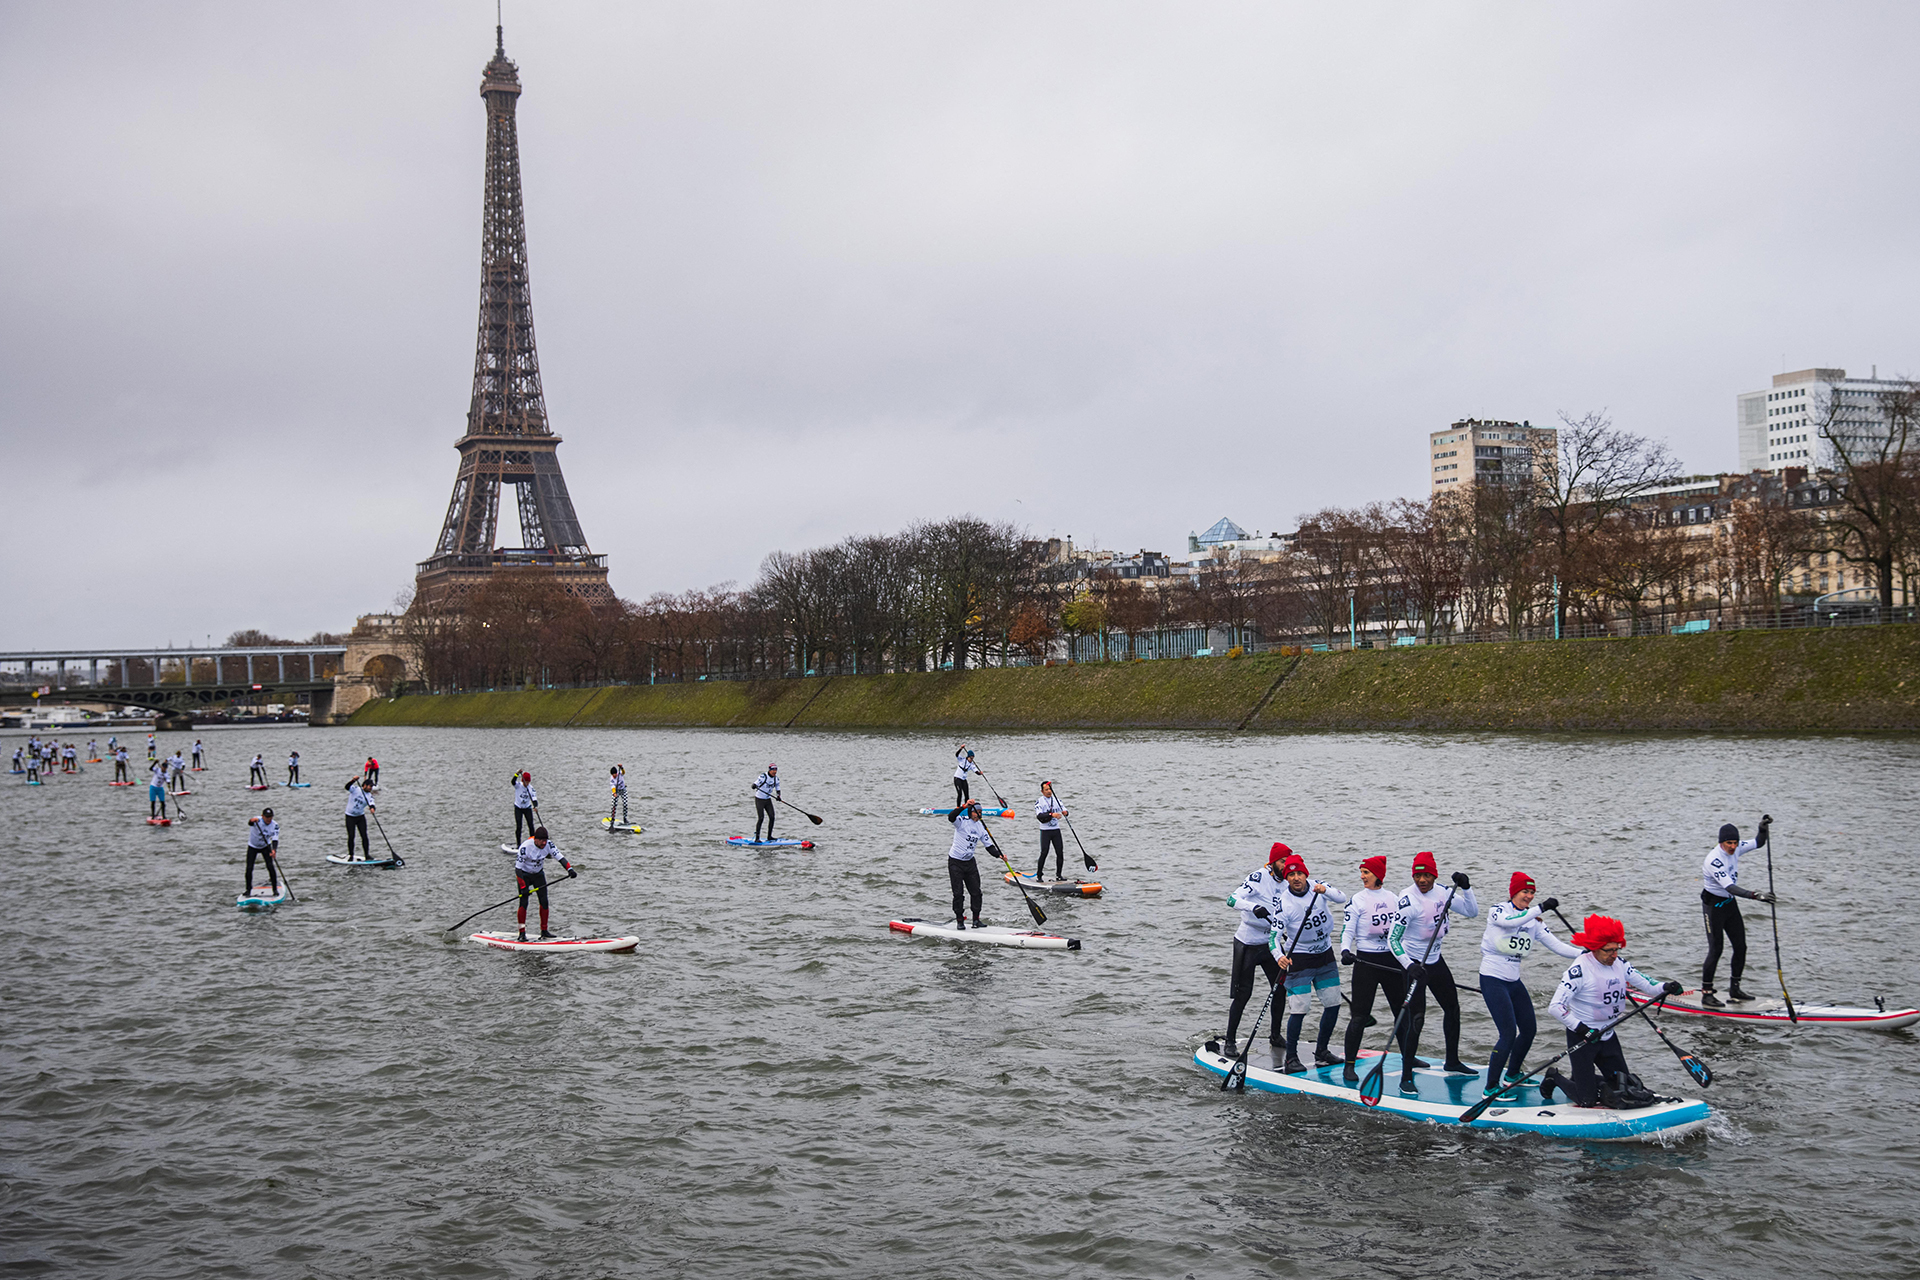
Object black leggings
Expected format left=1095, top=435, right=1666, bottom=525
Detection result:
left=1701, top=890, right=1747, bottom=989
left=948, top=856, right=982, bottom=923
left=1565, top=1028, right=1630, bottom=1106
left=345, top=814, right=370, bottom=856
left=516, top=869, right=549, bottom=926
left=1404, top=955, right=1463, bottom=1064
left=954, top=777, right=970, bottom=805
left=1344, top=952, right=1411, bottom=1062
left=515, top=806, right=537, bottom=842
left=287, top=765, right=299, bottom=783
left=754, top=797, right=776, bottom=840
left=1227, top=938, right=1285, bottom=1047
left=244, top=845, right=280, bottom=892
left=1037, top=828, right=1064, bottom=879
left=364, top=766, right=378, bottom=784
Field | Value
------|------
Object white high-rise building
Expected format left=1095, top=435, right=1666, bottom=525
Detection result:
left=1736, top=367, right=1906, bottom=472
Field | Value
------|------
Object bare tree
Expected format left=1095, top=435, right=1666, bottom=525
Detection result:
left=1815, top=379, right=1919, bottom=607
left=1533, top=411, right=1680, bottom=635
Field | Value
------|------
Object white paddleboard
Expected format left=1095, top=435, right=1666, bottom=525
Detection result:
left=916, top=806, right=1017, bottom=819
left=1003, top=871, right=1103, bottom=897
left=887, top=917, right=1080, bottom=950
left=236, top=882, right=292, bottom=909
left=327, top=853, right=404, bottom=868
left=601, top=818, right=644, bottom=834
left=468, top=931, right=638, bottom=954
left=725, top=836, right=814, bottom=848
left=1636, top=989, right=1919, bottom=1032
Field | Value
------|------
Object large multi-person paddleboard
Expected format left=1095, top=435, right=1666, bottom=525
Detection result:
left=601, top=818, right=644, bottom=834
left=468, top=931, right=638, bottom=954
left=887, top=917, right=1081, bottom=950
left=916, top=806, right=1017, bottom=820
left=326, top=853, right=404, bottom=868
left=1635, top=989, right=1919, bottom=1032
left=1002, top=871, right=1103, bottom=896
left=236, top=881, right=292, bottom=910
left=1194, top=1043, right=1711, bottom=1143
left=725, top=836, right=815, bottom=848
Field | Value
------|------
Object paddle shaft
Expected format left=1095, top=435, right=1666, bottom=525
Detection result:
left=371, top=810, right=404, bottom=864
left=1458, top=998, right=1652, bottom=1123
left=989, top=843, right=1046, bottom=927
left=1048, top=788, right=1098, bottom=871
left=972, top=765, right=1010, bottom=812
left=1224, top=889, right=1325, bottom=1091
left=442, top=866, right=574, bottom=934
left=1765, top=827, right=1796, bottom=1022
left=1360, top=884, right=1458, bottom=1106
left=776, top=796, right=824, bottom=825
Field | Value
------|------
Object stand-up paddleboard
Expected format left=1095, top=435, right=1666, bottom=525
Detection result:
left=245, top=784, right=270, bottom=791
left=1193, top=1043, right=1710, bottom=1143
left=109, top=781, right=136, bottom=787
left=468, top=931, right=638, bottom=954
left=601, top=818, right=645, bottom=834
left=189, top=766, right=204, bottom=771
left=327, top=853, right=404, bottom=868
left=916, top=806, right=1017, bottom=820
left=25, top=779, right=43, bottom=786
left=725, top=836, right=814, bottom=849
left=236, top=882, right=292, bottom=910
left=146, top=817, right=172, bottom=826
left=280, top=781, right=311, bottom=788
left=1003, top=871, right=1103, bottom=897
left=1634, top=989, right=1919, bottom=1032
left=887, top=917, right=1081, bottom=950
left=170, top=789, right=193, bottom=796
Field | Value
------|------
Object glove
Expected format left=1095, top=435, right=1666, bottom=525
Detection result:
left=1538, top=897, right=1559, bottom=912
left=1574, top=1022, right=1596, bottom=1039
left=1408, top=960, right=1427, bottom=980
left=1252, top=905, right=1271, bottom=920
left=1758, top=891, right=1776, bottom=905
left=1451, top=871, right=1471, bottom=890
left=1340, top=949, right=1354, bottom=966
left=565, top=865, right=578, bottom=879
left=1760, top=813, right=1773, bottom=827
left=1664, top=980, right=1684, bottom=995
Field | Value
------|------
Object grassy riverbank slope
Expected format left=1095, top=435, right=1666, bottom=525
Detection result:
left=347, top=625, right=1920, bottom=732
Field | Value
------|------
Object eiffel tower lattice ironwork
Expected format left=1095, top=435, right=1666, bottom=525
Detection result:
left=414, top=23, right=612, bottom=608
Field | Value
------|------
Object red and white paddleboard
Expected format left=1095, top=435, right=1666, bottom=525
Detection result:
left=146, top=817, right=172, bottom=826
left=109, top=781, right=136, bottom=787
left=468, top=931, right=638, bottom=954
left=1637, top=989, right=1918, bottom=1032
left=245, top=784, right=270, bottom=791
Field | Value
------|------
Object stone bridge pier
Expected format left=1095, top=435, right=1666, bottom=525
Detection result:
left=315, top=614, right=420, bottom=725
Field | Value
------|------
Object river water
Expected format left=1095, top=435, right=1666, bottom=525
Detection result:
left=2, top=725, right=1916, bottom=1279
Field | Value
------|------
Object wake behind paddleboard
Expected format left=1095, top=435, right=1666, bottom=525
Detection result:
left=1194, top=1044, right=1710, bottom=1143
left=1003, top=871, right=1103, bottom=896
left=1635, top=989, right=1919, bottom=1032
left=725, top=836, right=814, bottom=849
left=601, top=818, right=645, bottom=834
left=887, top=917, right=1080, bottom=950
left=327, top=853, right=404, bottom=868
left=468, top=931, right=638, bottom=954
left=236, top=882, right=292, bottom=910
left=916, top=806, right=1017, bottom=820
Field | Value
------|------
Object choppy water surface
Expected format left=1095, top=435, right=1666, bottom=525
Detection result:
left=2, top=726, right=1916, bottom=1279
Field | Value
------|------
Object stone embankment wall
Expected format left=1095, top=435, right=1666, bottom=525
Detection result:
left=346, top=626, right=1920, bottom=732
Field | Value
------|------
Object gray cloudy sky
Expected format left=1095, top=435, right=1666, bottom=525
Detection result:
left=4, top=1, right=1917, bottom=648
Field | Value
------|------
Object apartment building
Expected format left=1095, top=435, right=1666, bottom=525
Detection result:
left=1735, top=366, right=1908, bottom=472
left=1429, top=419, right=1558, bottom=495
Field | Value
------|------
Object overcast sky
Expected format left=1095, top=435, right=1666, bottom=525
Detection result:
left=4, top=1, right=1917, bottom=649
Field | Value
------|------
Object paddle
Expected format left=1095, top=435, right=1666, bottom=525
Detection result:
left=1546, top=907, right=1710, bottom=1087
left=372, top=810, right=405, bottom=867
left=1223, top=889, right=1325, bottom=1092
left=441, top=866, right=578, bottom=936
left=776, top=796, right=824, bottom=826
left=1457, top=999, right=1649, bottom=1124
left=1049, top=786, right=1098, bottom=872
left=987, top=841, right=1047, bottom=928
left=972, top=765, right=1011, bottom=813
left=1761, top=815, right=1796, bottom=1023
left=1359, top=883, right=1459, bottom=1107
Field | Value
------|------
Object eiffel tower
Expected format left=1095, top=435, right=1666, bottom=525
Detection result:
left=414, top=23, right=612, bottom=609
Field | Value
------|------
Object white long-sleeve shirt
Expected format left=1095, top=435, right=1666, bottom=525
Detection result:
left=752, top=772, right=780, bottom=800
left=1270, top=883, right=1351, bottom=958
left=1478, top=903, right=1581, bottom=981
left=948, top=813, right=992, bottom=861
left=514, top=838, right=567, bottom=875
left=1702, top=839, right=1760, bottom=897
left=247, top=817, right=280, bottom=850
left=343, top=782, right=374, bottom=818
left=1035, top=795, right=1064, bottom=829
left=1227, top=867, right=1288, bottom=947
left=1340, top=887, right=1403, bottom=954
left=954, top=754, right=979, bottom=781
left=611, top=771, right=627, bottom=796
left=1387, top=882, right=1480, bottom=968
left=513, top=778, right=538, bottom=808
left=1547, top=956, right=1665, bottom=1039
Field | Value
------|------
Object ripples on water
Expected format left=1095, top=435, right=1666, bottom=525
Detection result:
left=2, top=726, right=1916, bottom=1278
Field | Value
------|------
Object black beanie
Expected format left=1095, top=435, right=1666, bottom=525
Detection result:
left=1718, top=823, right=1740, bottom=844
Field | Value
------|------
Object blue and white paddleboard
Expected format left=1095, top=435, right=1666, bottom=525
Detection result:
left=280, top=782, right=312, bottom=788
left=326, top=853, right=404, bottom=868
left=916, top=806, right=1017, bottom=820
left=1194, top=1044, right=1710, bottom=1143
left=236, top=881, right=293, bottom=910
left=724, top=836, right=815, bottom=849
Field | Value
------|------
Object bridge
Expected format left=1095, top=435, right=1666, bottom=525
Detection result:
left=0, top=645, right=348, bottom=729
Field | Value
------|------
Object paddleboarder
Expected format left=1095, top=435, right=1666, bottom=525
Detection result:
left=953, top=746, right=978, bottom=807
left=168, top=750, right=187, bottom=792
left=191, top=739, right=204, bottom=769
left=609, top=764, right=630, bottom=826
left=946, top=799, right=992, bottom=929
left=244, top=807, right=282, bottom=898
left=343, top=777, right=376, bottom=860
left=1034, top=781, right=1068, bottom=881
left=1544, top=914, right=1685, bottom=1107
left=1477, top=873, right=1580, bottom=1095
left=362, top=756, right=379, bottom=786
left=1386, top=851, right=1479, bottom=1090
left=1271, top=853, right=1350, bottom=1073
left=9, top=747, right=21, bottom=774
left=114, top=746, right=131, bottom=783
left=1338, top=855, right=1414, bottom=1083
left=512, top=771, right=539, bottom=843
left=1700, top=816, right=1773, bottom=1007
left=148, top=760, right=169, bottom=819
left=1222, top=843, right=1293, bottom=1058
left=513, top=826, right=576, bottom=942
left=751, top=763, right=780, bottom=843
left=286, top=751, right=301, bottom=786
left=249, top=754, right=267, bottom=787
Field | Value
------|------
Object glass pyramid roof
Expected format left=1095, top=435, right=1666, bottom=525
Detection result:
left=1196, top=517, right=1250, bottom=545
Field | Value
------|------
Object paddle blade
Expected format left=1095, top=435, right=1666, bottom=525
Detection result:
left=1358, top=1063, right=1385, bottom=1108
left=1681, top=1053, right=1712, bottom=1087
left=1221, top=1057, right=1248, bottom=1092
left=1083, top=855, right=1099, bottom=872
left=1026, top=897, right=1047, bottom=927
left=1458, top=1095, right=1496, bottom=1124
left=808, top=814, right=823, bottom=825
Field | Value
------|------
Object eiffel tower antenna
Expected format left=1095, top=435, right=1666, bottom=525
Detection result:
left=414, top=20, right=613, bottom=609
